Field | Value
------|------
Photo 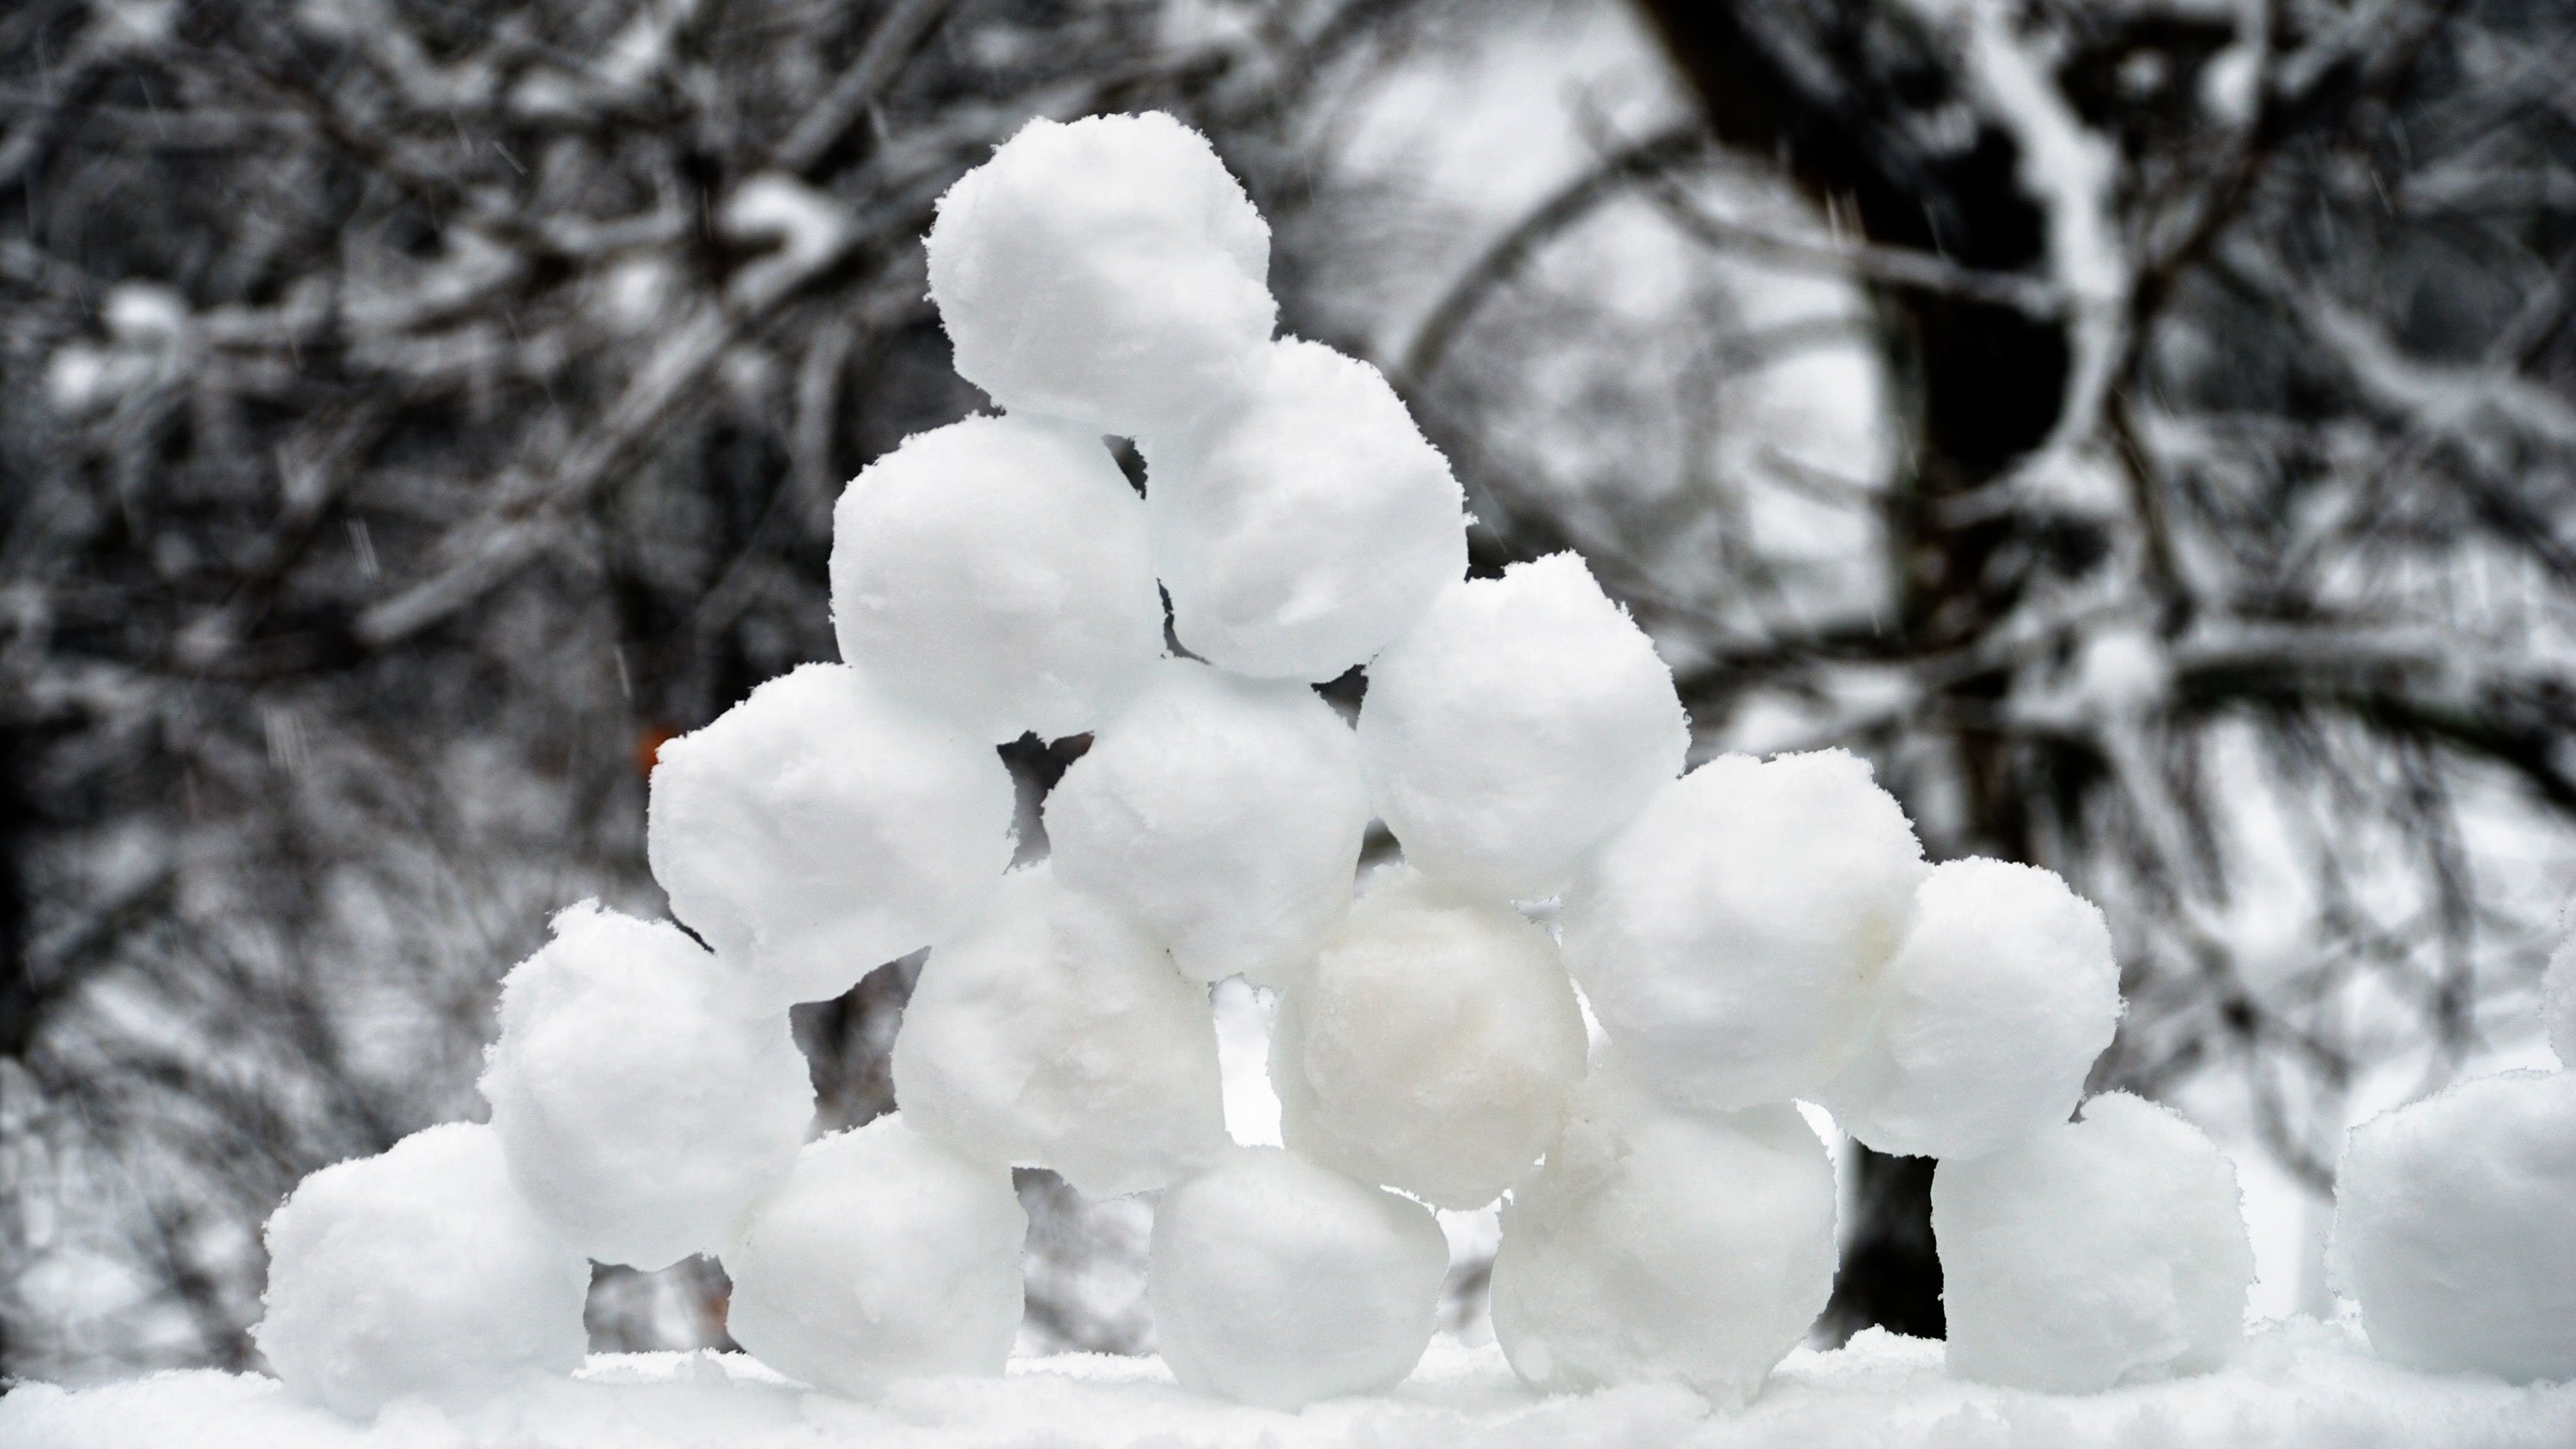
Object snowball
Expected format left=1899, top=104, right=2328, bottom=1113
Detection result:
left=1145, top=339, right=1467, bottom=682
left=724, top=1116, right=1026, bottom=1396
left=647, top=663, right=1014, bottom=1009
left=829, top=415, right=1162, bottom=744
left=927, top=112, right=1274, bottom=437
left=1357, top=554, right=1687, bottom=900
left=1488, top=1065, right=1837, bottom=1406
left=2548, top=930, right=2574, bottom=1064
left=252, top=1124, right=590, bottom=1418
left=1147, top=1146, right=1447, bottom=1409
left=1558, top=749, right=1926, bottom=1111
left=1271, top=869, right=1587, bottom=1210
left=2328, top=1070, right=2576, bottom=1384
left=478, top=902, right=814, bottom=1270
left=1935, top=1092, right=2252, bottom=1393
left=1044, top=658, right=1366, bottom=986
left=1815, top=858, right=2123, bottom=1161
left=891, top=863, right=1226, bottom=1198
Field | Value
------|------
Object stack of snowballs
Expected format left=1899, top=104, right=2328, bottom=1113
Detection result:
left=248, top=112, right=2576, bottom=1422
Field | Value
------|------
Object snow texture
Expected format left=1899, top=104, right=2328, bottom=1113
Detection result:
left=926, top=113, right=1275, bottom=438
left=1145, top=338, right=1467, bottom=682
left=1270, top=868, right=1587, bottom=1209
left=647, top=662, right=1015, bottom=1009
left=2328, top=1069, right=2576, bottom=1384
left=1147, top=1145, right=1448, bottom=1410
left=251, top=1124, right=591, bottom=1419
left=1489, top=1065, right=1838, bottom=1408
left=1814, top=858, right=2122, bottom=1161
left=478, top=902, right=814, bottom=1270
left=829, top=415, right=1163, bottom=744
left=891, top=863, right=1227, bottom=1199
left=1357, top=554, right=1689, bottom=901
left=723, top=1116, right=1027, bottom=1398
left=1934, top=1092, right=2254, bottom=1395
left=1558, top=749, right=1926, bottom=1111
left=1044, top=658, right=1367, bottom=987
left=2547, top=928, right=2574, bottom=1064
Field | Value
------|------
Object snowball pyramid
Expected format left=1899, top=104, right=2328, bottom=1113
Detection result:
left=1559, top=749, right=1926, bottom=1111
left=1272, top=868, right=1587, bottom=1209
left=647, top=662, right=1014, bottom=1009
left=252, top=1123, right=591, bottom=1418
left=1357, top=553, right=1687, bottom=901
left=1934, top=1092, right=2252, bottom=1394
left=927, top=112, right=1275, bottom=437
left=829, top=414, right=1163, bottom=744
left=891, top=862, right=1227, bottom=1199
left=2328, top=1070, right=2576, bottom=1384
left=478, top=901, right=814, bottom=1270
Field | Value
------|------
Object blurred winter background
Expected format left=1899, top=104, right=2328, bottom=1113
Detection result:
left=5, top=0, right=2573, bottom=1384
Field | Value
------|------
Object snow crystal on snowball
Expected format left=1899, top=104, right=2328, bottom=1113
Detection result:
left=252, top=1124, right=590, bottom=1419
left=2328, top=1070, right=2576, bottom=1384
left=478, top=902, right=814, bottom=1270
left=1147, top=1145, right=1447, bottom=1410
left=1271, top=868, right=1587, bottom=1210
left=1558, top=749, right=1926, bottom=1111
left=725, top=1116, right=1026, bottom=1396
left=2547, top=929, right=2574, bottom=1064
left=891, top=863, right=1226, bottom=1198
left=927, top=112, right=1275, bottom=437
left=647, top=663, right=1013, bottom=1010
left=1815, top=858, right=2123, bottom=1161
left=1357, top=554, right=1688, bottom=901
left=1044, top=658, right=1367, bottom=987
left=1145, top=339, right=1467, bottom=682
left=1489, top=1064, right=1837, bottom=1407
left=1935, top=1092, right=2252, bottom=1394
left=829, top=415, right=1162, bottom=744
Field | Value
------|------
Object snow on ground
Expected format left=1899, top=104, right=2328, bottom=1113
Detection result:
left=7, top=1325, right=2572, bottom=1449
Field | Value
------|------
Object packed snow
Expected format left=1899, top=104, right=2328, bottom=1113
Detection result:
left=1043, top=658, right=1368, bottom=987
left=1559, top=749, right=1927, bottom=1110
left=722, top=1117, right=1028, bottom=1398
left=1145, top=338, right=1468, bottom=682
left=1814, top=858, right=2123, bottom=1161
left=479, top=903, right=814, bottom=1270
left=2328, top=1069, right=2576, bottom=1384
left=1147, top=1146, right=1449, bottom=1410
left=2548, top=926, right=2574, bottom=1063
left=829, top=415, right=1162, bottom=743
left=646, top=662, right=1014, bottom=1009
left=1489, top=1065, right=1837, bottom=1407
left=249, top=1124, right=592, bottom=1419
left=890, top=863, right=1226, bottom=1199
left=1271, top=868, right=1588, bottom=1210
left=1356, top=553, right=1689, bottom=901
left=1933, top=1093, right=2255, bottom=1394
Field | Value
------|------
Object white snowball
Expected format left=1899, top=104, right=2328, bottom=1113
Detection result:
left=252, top=1124, right=590, bottom=1418
left=725, top=1115, right=1026, bottom=1396
left=2328, top=1070, right=2576, bottom=1384
left=1044, top=658, right=1366, bottom=986
left=1147, top=1146, right=1447, bottom=1409
left=1489, top=1064, right=1837, bottom=1407
left=1935, top=1092, right=2252, bottom=1393
left=478, top=902, right=814, bottom=1270
left=1357, top=554, right=1687, bottom=900
left=927, top=112, right=1274, bottom=437
left=2547, top=930, right=2574, bottom=1064
left=1815, top=858, right=2123, bottom=1161
left=1558, top=749, right=1926, bottom=1111
left=892, top=864, right=1226, bottom=1199
left=647, top=663, right=1014, bottom=1010
left=1271, top=868, right=1587, bottom=1210
left=829, top=415, right=1163, bottom=744
left=1145, top=339, right=1467, bottom=682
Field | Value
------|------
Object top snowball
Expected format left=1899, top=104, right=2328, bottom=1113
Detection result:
left=927, top=113, right=1276, bottom=438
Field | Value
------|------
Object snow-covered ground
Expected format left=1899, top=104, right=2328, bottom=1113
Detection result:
left=9, top=1325, right=2571, bottom=1449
